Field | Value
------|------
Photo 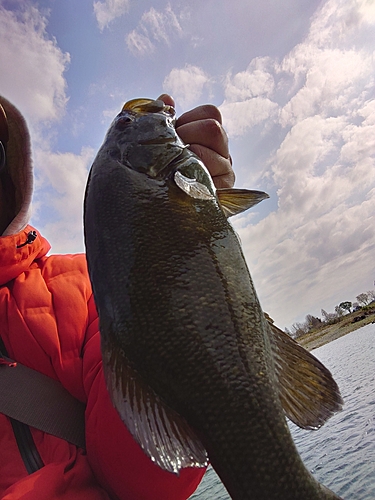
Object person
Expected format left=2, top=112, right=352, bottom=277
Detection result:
left=0, top=93, right=234, bottom=500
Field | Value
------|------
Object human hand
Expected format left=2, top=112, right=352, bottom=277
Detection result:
left=157, top=94, right=235, bottom=189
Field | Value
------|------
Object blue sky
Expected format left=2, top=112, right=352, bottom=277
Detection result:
left=1, top=0, right=374, bottom=329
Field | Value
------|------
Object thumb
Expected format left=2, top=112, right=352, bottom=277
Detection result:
left=157, top=94, right=175, bottom=108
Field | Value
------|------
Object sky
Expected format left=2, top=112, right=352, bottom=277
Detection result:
left=0, top=0, right=374, bottom=329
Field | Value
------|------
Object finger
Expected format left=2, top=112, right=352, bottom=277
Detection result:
left=157, top=94, right=176, bottom=108
left=212, top=171, right=236, bottom=189
left=176, top=104, right=222, bottom=127
left=177, top=119, right=229, bottom=159
left=188, top=144, right=235, bottom=188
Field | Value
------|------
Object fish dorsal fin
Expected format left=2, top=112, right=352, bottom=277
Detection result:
left=174, top=171, right=215, bottom=200
left=268, top=321, right=343, bottom=429
left=102, top=344, right=208, bottom=474
left=216, top=188, right=269, bottom=217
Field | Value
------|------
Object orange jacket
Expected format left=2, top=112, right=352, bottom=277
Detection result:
left=0, top=224, right=205, bottom=499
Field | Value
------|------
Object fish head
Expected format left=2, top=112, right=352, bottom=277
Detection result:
left=91, top=97, right=269, bottom=219
left=101, top=98, right=191, bottom=179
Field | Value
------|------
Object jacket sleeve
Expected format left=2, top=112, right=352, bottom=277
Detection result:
left=82, top=294, right=205, bottom=500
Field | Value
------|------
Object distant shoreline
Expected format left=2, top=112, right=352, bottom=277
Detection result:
left=296, top=311, right=375, bottom=351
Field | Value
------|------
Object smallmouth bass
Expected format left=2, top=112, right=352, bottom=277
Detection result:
left=84, top=98, right=343, bottom=499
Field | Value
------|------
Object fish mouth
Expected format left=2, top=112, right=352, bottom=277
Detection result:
left=122, top=98, right=175, bottom=116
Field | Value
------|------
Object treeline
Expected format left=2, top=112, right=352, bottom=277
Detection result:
left=286, top=289, right=375, bottom=339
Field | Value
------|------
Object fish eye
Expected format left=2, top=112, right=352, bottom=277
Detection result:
left=116, top=115, right=134, bottom=131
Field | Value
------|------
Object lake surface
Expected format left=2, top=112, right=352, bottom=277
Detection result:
left=189, top=323, right=375, bottom=499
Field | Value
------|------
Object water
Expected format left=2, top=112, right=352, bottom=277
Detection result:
left=189, top=323, right=375, bottom=499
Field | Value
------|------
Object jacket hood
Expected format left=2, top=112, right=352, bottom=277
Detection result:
left=0, top=96, right=33, bottom=236
left=0, top=224, right=50, bottom=285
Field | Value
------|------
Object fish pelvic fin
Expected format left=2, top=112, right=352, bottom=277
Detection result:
left=216, top=188, right=269, bottom=217
left=102, top=341, right=208, bottom=474
left=267, top=319, right=343, bottom=430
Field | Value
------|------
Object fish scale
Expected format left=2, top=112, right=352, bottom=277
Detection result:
left=84, top=98, right=343, bottom=499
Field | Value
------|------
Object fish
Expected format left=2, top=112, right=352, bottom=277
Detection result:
left=84, top=98, right=343, bottom=500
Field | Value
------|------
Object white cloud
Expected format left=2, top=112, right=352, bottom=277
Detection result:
left=2, top=0, right=373, bottom=329
left=279, top=48, right=373, bottom=128
left=141, top=5, right=182, bottom=43
left=126, top=4, right=182, bottom=56
left=223, top=0, right=375, bottom=328
left=358, top=0, right=375, bottom=23
left=224, top=57, right=275, bottom=102
left=220, top=98, right=278, bottom=138
left=0, top=3, right=88, bottom=253
left=0, top=5, right=70, bottom=123
left=163, top=65, right=210, bottom=109
left=307, top=0, right=374, bottom=50
left=126, top=30, right=155, bottom=56
left=32, top=147, right=95, bottom=254
left=0, top=3, right=92, bottom=254
left=93, top=0, right=130, bottom=31
left=219, top=57, right=278, bottom=137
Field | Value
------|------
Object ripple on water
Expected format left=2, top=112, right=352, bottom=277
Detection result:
left=190, top=324, right=375, bottom=499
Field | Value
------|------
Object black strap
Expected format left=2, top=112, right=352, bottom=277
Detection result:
left=0, top=348, right=86, bottom=450
left=10, top=418, right=45, bottom=473
left=0, top=336, right=7, bottom=354
left=0, top=337, right=44, bottom=472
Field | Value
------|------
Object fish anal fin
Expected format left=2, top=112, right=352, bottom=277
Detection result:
left=268, top=320, right=343, bottom=429
left=217, top=188, right=269, bottom=217
left=102, top=344, right=208, bottom=474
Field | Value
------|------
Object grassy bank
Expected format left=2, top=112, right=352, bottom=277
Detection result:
left=296, top=309, right=375, bottom=351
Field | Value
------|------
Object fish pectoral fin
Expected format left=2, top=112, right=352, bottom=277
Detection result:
left=268, top=321, right=343, bottom=429
left=102, top=345, right=208, bottom=474
left=216, top=188, right=269, bottom=217
left=174, top=171, right=215, bottom=200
